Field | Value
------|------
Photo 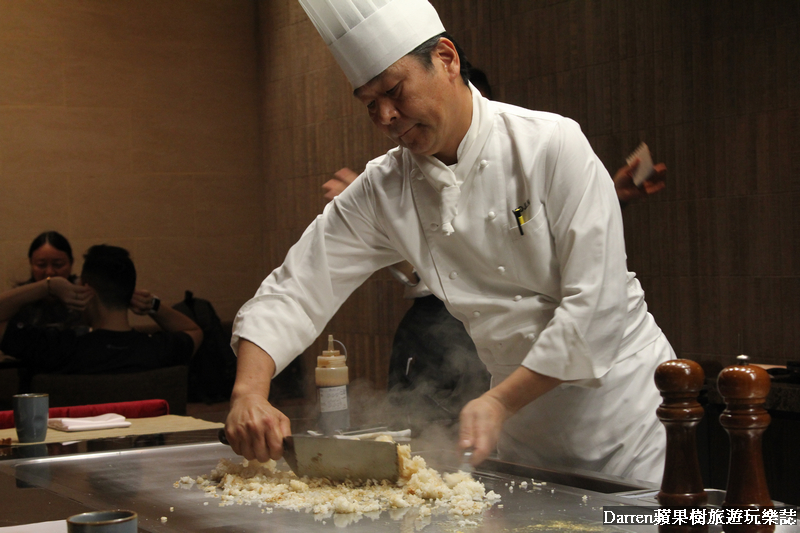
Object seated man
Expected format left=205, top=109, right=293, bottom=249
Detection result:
left=0, top=245, right=202, bottom=385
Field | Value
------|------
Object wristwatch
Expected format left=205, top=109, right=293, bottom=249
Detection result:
left=147, top=296, right=161, bottom=315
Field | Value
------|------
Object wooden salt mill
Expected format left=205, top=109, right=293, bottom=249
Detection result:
left=718, top=363, right=774, bottom=533
left=655, top=359, right=708, bottom=533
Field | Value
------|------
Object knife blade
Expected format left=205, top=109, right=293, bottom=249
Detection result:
left=285, top=435, right=399, bottom=482
left=218, top=430, right=399, bottom=482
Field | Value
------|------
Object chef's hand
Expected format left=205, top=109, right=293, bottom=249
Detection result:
left=223, top=340, right=291, bottom=462
left=458, top=395, right=509, bottom=466
left=613, top=159, right=666, bottom=205
left=225, top=392, right=291, bottom=463
left=322, top=167, right=358, bottom=201
left=459, top=366, right=563, bottom=466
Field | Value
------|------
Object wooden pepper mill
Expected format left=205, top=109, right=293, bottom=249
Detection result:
left=718, top=363, right=774, bottom=533
left=655, top=359, right=708, bottom=533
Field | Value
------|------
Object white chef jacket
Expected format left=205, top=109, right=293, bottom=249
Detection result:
left=233, top=85, right=674, bottom=483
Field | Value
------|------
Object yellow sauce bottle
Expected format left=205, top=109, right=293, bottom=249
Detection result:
left=316, top=334, right=350, bottom=434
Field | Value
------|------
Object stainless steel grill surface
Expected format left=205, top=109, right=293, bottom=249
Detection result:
left=2, top=441, right=795, bottom=532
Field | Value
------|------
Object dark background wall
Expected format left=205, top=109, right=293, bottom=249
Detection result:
left=259, top=0, right=799, bottom=398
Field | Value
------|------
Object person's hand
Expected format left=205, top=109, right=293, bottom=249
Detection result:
left=129, top=289, right=157, bottom=316
left=613, top=159, right=666, bottom=205
left=49, top=276, right=93, bottom=311
left=458, top=394, right=511, bottom=466
left=322, top=168, right=359, bottom=201
left=224, top=392, right=292, bottom=463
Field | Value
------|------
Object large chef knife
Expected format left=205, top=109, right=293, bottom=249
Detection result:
left=218, top=430, right=399, bottom=482
left=283, top=435, right=399, bottom=482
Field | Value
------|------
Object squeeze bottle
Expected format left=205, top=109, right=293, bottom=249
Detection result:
left=315, top=334, right=350, bottom=434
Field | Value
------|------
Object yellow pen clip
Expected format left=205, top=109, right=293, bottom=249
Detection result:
left=513, top=206, right=525, bottom=235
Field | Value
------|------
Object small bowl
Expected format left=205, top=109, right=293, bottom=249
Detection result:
left=67, top=510, right=137, bottom=533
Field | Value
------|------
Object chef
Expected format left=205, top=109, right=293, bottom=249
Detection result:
left=225, top=0, right=675, bottom=484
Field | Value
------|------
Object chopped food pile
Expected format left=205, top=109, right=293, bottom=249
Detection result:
left=175, top=440, right=500, bottom=521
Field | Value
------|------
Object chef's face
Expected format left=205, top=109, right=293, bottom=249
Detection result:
left=355, top=38, right=470, bottom=165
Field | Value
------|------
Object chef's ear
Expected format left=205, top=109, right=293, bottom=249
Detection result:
left=432, top=38, right=460, bottom=80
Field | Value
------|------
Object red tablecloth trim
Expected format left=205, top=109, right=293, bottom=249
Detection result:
left=0, top=399, right=169, bottom=429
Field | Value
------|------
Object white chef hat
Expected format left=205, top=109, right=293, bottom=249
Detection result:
left=299, top=0, right=446, bottom=88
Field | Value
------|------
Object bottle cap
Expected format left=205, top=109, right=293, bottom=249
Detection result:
left=318, top=335, right=347, bottom=368
left=322, top=334, right=340, bottom=357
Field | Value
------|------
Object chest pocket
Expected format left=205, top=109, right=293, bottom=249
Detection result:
left=503, top=203, right=559, bottom=290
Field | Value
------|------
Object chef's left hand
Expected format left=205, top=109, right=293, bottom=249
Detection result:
left=458, top=395, right=509, bottom=466
left=459, top=366, right=563, bottom=466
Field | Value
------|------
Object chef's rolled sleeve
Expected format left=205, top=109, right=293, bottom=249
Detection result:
left=232, top=294, right=318, bottom=375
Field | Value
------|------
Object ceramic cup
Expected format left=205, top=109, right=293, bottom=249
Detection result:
left=13, top=393, right=49, bottom=443
left=67, top=510, right=138, bottom=533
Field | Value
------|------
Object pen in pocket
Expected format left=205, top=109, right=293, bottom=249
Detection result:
left=513, top=206, right=525, bottom=235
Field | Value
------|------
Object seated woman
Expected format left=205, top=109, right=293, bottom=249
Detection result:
left=0, top=244, right=202, bottom=391
left=0, top=231, right=89, bottom=347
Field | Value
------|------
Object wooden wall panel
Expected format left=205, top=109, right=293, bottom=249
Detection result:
left=257, top=0, right=406, bottom=405
left=0, top=0, right=263, bottom=323
left=257, top=0, right=800, bottom=404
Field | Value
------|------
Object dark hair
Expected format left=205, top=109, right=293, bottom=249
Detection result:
left=80, top=245, right=136, bottom=309
left=28, top=231, right=74, bottom=263
left=468, top=67, right=493, bottom=100
left=407, top=32, right=472, bottom=86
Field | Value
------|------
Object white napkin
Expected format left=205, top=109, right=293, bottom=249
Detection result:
left=0, top=520, right=67, bottom=532
left=626, top=142, right=654, bottom=186
left=48, top=413, right=131, bottom=432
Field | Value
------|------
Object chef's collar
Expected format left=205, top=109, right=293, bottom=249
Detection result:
left=411, top=83, right=494, bottom=235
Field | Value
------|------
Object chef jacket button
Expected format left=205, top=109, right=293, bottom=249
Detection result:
left=449, top=271, right=458, bottom=280
left=479, top=159, right=489, bottom=169
left=514, top=295, right=522, bottom=301
left=416, top=173, right=424, bottom=180
left=488, top=211, right=496, bottom=220
left=430, top=223, right=438, bottom=230
left=526, top=333, right=536, bottom=341
left=497, top=265, right=506, bottom=274
left=473, top=311, right=481, bottom=318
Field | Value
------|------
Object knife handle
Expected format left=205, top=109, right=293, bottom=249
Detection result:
left=218, top=428, right=229, bottom=445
